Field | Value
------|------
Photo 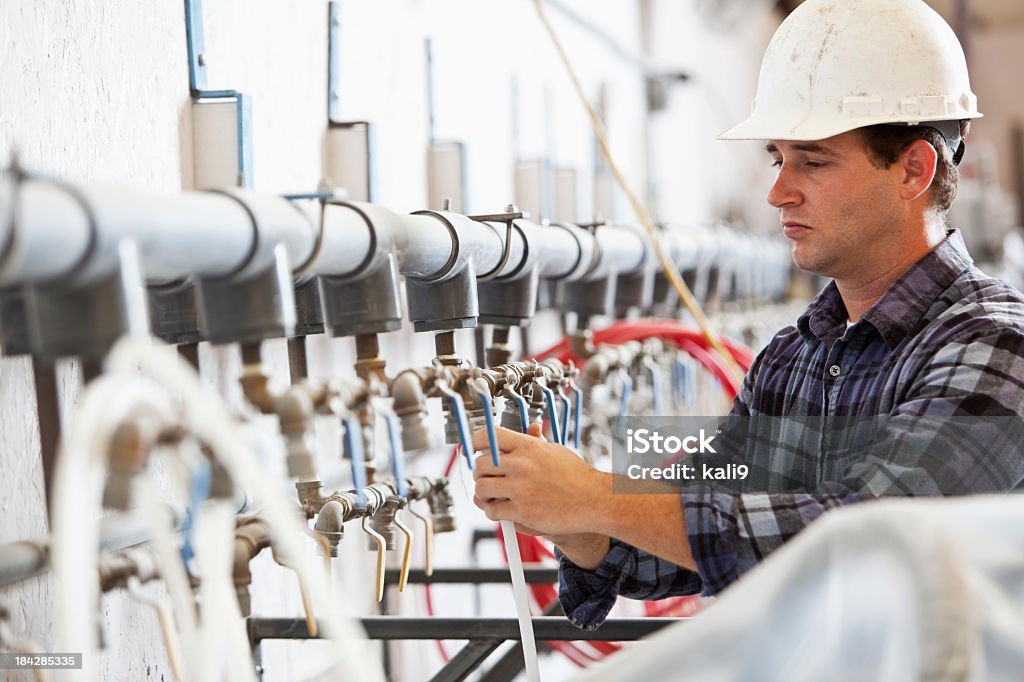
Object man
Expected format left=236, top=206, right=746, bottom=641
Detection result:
left=472, top=0, right=1024, bottom=629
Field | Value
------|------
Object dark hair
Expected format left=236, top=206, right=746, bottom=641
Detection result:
left=860, top=120, right=970, bottom=213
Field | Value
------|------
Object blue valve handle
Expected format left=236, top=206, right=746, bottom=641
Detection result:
left=679, top=357, right=695, bottom=405
left=540, top=385, right=562, bottom=445
left=558, top=390, right=571, bottom=446
left=570, top=383, right=583, bottom=450
left=438, top=383, right=475, bottom=470
left=381, top=410, right=408, bottom=497
left=506, top=386, right=530, bottom=433
left=672, top=357, right=684, bottom=407
left=472, top=383, right=501, bottom=467
left=650, top=362, right=663, bottom=417
left=619, top=372, right=633, bottom=419
left=180, top=456, right=212, bottom=568
left=342, top=416, right=369, bottom=506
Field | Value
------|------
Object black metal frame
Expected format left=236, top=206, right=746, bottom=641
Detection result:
left=247, top=615, right=683, bottom=682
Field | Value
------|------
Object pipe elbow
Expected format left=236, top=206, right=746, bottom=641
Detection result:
left=276, top=389, right=314, bottom=433
left=314, top=499, right=348, bottom=534
left=314, top=499, right=347, bottom=558
left=392, top=370, right=436, bottom=452
left=240, top=366, right=276, bottom=414
left=233, top=519, right=271, bottom=584
left=391, top=371, right=427, bottom=416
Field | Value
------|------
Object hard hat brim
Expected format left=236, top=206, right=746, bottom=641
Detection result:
left=717, top=112, right=983, bottom=142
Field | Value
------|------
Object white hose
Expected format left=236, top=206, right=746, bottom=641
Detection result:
left=106, top=337, right=384, bottom=682
left=501, top=520, right=542, bottom=682
left=194, top=500, right=256, bottom=682
left=50, top=374, right=172, bottom=681
left=136, top=473, right=199, bottom=679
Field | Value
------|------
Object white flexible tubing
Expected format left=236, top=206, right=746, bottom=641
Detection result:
left=50, top=374, right=172, bottom=681
left=194, top=501, right=256, bottom=682
left=500, top=520, right=542, bottom=682
left=136, top=472, right=200, bottom=679
left=106, top=337, right=385, bottom=682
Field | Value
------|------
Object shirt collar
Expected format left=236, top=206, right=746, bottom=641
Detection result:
left=797, top=230, right=973, bottom=349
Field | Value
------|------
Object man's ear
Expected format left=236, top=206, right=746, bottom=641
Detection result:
left=898, top=139, right=939, bottom=202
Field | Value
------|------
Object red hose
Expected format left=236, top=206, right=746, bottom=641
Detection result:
left=535, top=320, right=753, bottom=395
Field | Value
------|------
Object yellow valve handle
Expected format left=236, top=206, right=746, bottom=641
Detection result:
left=393, top=512, right=414, bottom=592
left=275, top=555, right=318, bottom=638
left=127, top=576, right=185, bottom=682
left=407, top=503, right=434, bottom=576
left=362, top=516, right=387, bottom=602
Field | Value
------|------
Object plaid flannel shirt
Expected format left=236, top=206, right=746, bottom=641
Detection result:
left=559, top=230, right=1024, bottom=629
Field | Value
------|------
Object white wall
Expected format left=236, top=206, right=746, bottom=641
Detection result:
left=0, top=1, right=774, bottom=680
left=645, top=0, right=779, bottom=230
left=963, top=26, right=1024, bottom=219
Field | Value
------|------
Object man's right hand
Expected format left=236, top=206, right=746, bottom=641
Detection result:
left=486, top=423, right=612, bottom=571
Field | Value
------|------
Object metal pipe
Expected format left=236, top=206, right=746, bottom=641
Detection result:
left=318, top=202, right=458, bottom=280
left=313, top=499, right=346, bottom=558
left=0, top=180, right=92, bottom=283
left=0, top=179, right=252, bottom=286
left=0, top=179, right=325, bottom=286
left=392, top=369, right=434, bottom=452
left=0, top=175, right=779, bottom=300
left=590, top=224, right=647, bottom=280
left=510, top=220, right=582, bottom=280
left=247, top=616, right=683, bottom=642
left=0, top=507, right=184, bottom=588
left=31, top=358, right=60, bottom=524
left=0, top=541, right=47, bottom=588
left=233, top=518, right=272, bottom=617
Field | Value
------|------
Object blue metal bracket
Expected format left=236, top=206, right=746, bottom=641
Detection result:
left=183, top=0, right=253, bottom=189
left=184, top=0, right=208, bottom=94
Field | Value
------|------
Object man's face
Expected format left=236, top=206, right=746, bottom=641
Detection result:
left=766, top=130, right=904, bottom=279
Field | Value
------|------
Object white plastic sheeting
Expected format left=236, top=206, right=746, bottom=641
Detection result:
left=575, top=495, right=1024, bottom=681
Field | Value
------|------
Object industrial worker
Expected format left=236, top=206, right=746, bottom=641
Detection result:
left=471, top=0, right=1024, bottom=629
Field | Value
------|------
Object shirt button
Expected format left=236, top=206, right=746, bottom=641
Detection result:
left=828, top=365, right=841, bottom=377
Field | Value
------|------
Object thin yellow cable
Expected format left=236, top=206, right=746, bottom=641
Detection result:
left=532, top=0, right=745, bottom=385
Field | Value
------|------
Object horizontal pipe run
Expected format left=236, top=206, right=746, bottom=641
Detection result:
left=0, top=180, right=93, bottom=284
left=0, top=176, right=789, bottom=298
left=591, top=224, right=647, bottom=280
left=247, top=616, right=684, bottom=643
left=511, top=220, right=579, bottom=280
left=0, top=541, right=47, bottom=588
left=0, top=507, right=184, bottom=588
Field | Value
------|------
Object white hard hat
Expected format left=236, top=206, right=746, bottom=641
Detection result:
left=719, top=0, right=982, bottom=143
